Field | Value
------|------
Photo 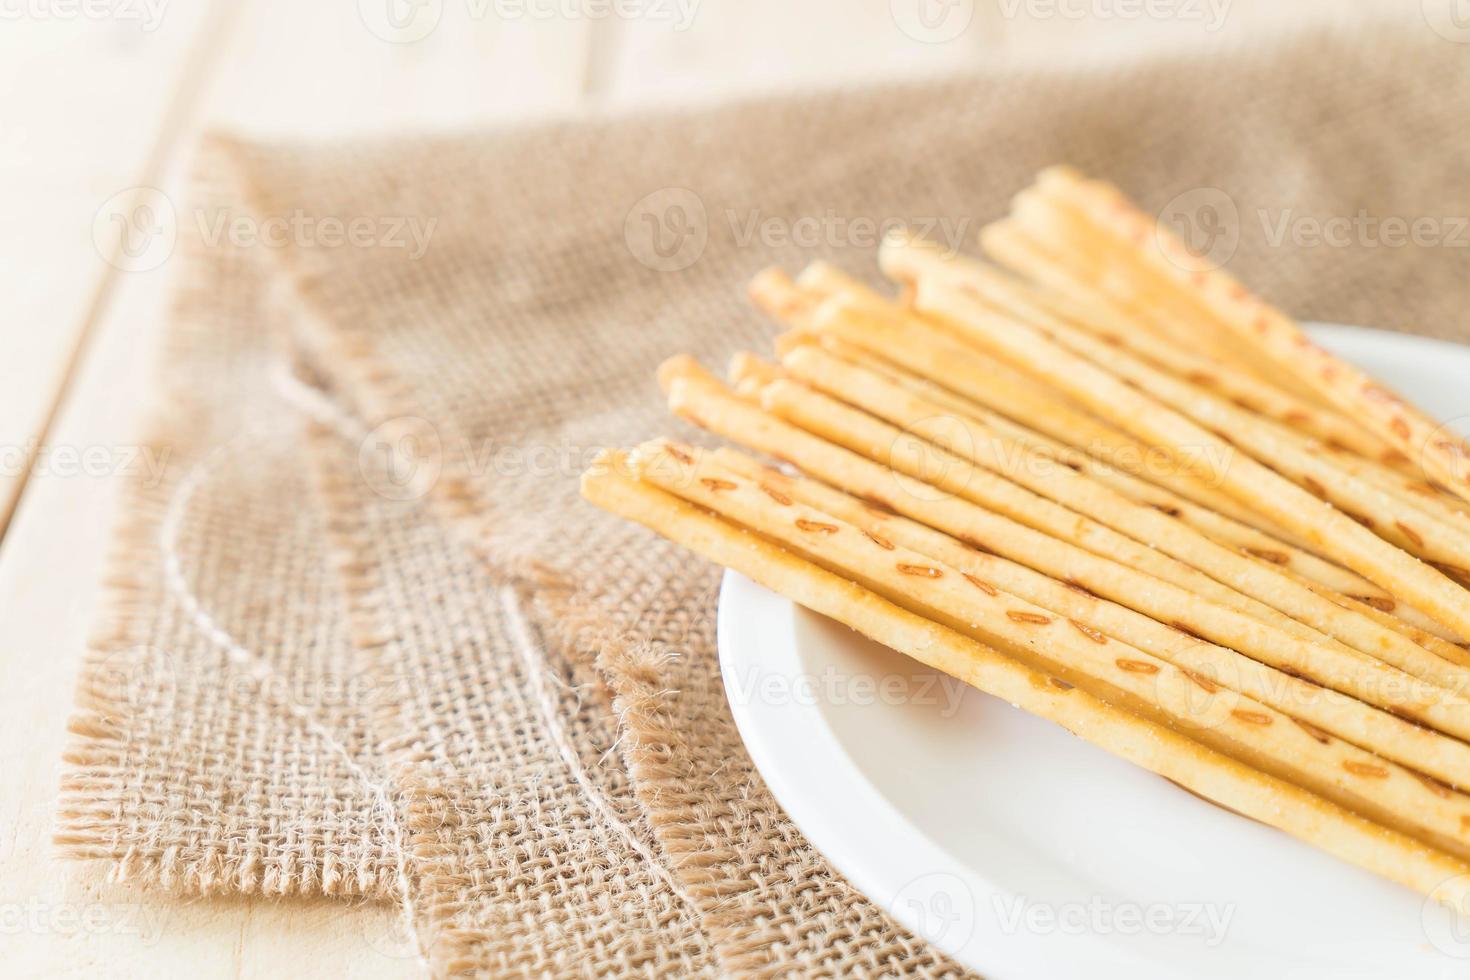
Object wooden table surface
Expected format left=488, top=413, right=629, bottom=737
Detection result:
left=0, top=1, right=1400, bottom=975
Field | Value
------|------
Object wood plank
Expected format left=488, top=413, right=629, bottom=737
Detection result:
left=598, top=0, right=998, bottom=106
left=201, top=0, right=593, bottom=134
left=0, top=2, right=232, bottom=539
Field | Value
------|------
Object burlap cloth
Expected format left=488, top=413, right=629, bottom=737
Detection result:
left=56, top=24, right=1470, bottom=977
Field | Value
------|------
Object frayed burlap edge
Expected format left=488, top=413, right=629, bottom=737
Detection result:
left=299, top=409, right=720, bottom=976
left=52, top=144, right=400, bottom=899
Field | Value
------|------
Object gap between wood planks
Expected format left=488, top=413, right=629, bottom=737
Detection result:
left=0, top=0, right=239, bottom=550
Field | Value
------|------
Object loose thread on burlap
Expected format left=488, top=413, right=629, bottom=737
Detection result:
left=272, top=364, right=369, bottom=441
left=269, top=366, right=706, bottom=940
left=498, top=585, right=702, bottom=912
left=158, top=420, right=429, bottom=970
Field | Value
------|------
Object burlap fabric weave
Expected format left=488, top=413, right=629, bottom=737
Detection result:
left=57, top=25, right=1470, bottom=977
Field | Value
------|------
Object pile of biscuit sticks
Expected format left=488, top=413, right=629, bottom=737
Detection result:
left=583, top=166, right=1470, bottom=911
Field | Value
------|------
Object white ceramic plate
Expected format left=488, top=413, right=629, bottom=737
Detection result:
left=717, top=324, right=1470, bottom=980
